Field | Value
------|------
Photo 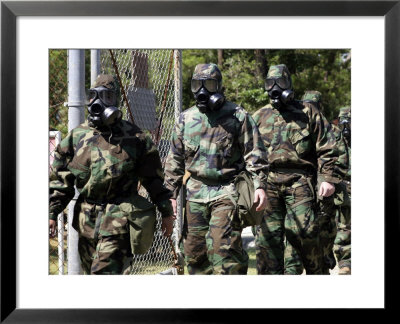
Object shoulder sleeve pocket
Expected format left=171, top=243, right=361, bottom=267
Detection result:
left=289, top=128, right=311, bottom=156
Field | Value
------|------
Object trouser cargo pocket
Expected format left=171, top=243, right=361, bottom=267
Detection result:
left=120, top=195, right=157, bottom=255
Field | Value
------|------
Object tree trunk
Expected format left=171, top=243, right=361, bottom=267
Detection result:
left=255, top=49, right=267, bottom=81
left=324, top=50, right=337, bottom=81
left=217, top=49, right=224, bottom=67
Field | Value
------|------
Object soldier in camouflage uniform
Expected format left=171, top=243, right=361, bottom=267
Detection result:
left=252, top=65, right=340, bottom=274
left=302, top=90, right=322, bottom=104
left=49, top=74, right=174, bottom=275
left=164, top=63, right=268, bottom=275
left=284, top=90, right=337, bottom=274
left=333, top=107, right=351, bottom=274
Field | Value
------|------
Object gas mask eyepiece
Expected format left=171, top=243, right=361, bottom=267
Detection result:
left=265, top=77, right=291, bottom=92
left=87, top=86, right=117, bottom=107
left=191, top=78, right=219, bottom=93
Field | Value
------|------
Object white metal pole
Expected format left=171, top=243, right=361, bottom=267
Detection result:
left=67, top=49, right=85, bottom=275
left=91, top=49, right=101, bottom=87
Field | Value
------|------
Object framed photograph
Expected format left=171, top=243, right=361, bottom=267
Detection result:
left=1, top=0, right=397, bottom=321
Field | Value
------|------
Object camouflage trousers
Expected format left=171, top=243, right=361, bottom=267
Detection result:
left=284, top=238, right=304, bottom=275
left=284, top=194, right=337, bottom=275
left=333, top=181, right=351, bottom=269
left=183, top=198, right=248, bottom=275
left=254, top=172, right=326, bottom=274
left=317, top=195, right=337, bottom=270
left=78, top=233, right=131, bottom=275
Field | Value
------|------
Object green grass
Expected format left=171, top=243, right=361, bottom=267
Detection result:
left=128, top=262, right=175, bottom=275
left=48, top=234, right=258, bottom=275
left=247, top=247, right=257, bottom=275
left=49, top=236, right=67, bottom=275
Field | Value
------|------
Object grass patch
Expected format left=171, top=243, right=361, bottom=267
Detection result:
left=128, top=262, right=175, bottom=275
left=49, top=235, right=67, bottom=275
left=247, top=247, right=257, bottom=275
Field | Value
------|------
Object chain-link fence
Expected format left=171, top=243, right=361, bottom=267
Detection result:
left=49, top=131, right=67, bottom=274
left=101, top=49, right=182, bottom=274
left=49, top=49, right=183, bottom=275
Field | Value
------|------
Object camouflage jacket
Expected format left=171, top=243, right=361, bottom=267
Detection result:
left=49, top=120, right=173, bottom=238
left=332, top=125, right=351, bottom=181
left=164, top=101, right=269, bottom=203
left=252, top=102, right=340, bottom=184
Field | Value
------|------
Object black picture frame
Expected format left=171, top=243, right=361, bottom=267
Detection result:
left=1, top=0, right=398, bottom=322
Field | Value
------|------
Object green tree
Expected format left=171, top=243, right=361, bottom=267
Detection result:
left=181, top=49, right=350, bottom=121
left=49, top=50, right=92, bottom=138
left=49, top=50, right=68, bottom=136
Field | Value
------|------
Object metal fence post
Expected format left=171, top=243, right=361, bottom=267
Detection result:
left=67, top=49, right=85, bottom=274
left=91, top=49, right=100, bottom=86
left=173, top=50, right=183, bottom=254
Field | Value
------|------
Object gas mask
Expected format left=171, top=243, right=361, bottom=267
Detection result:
left=87, top=86, right=122, bottom=128
left=338, top=107, right=351, bottom=145
left=191, top=78, right=224, bottom=113
left=265, top=64, right=294, bottom=109
left=265, top=76, right=294, bottom=109
left=191, top=63, right=225, bottom=114
left=339, top=118, right=351, bottom=143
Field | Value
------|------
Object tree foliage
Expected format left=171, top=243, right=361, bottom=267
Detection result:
left=50, top=49, right=350, bottom=138
left=49, top=50, right=92, bottom=137
left=182, top=49, right=350, bottom=121
left=49, top=50, right=69, bottom=136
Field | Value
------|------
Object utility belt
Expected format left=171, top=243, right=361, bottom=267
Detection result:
left=268, top=167, right=315, bottom=186
left=269, top=167, right=314, bottom=176
left=83, top=194, right=137, bottom=207
left=190, top=174, right=233, bottom=186
left=267, top=167, right=316, bottom=208
left=80, top=195, right=135, bottom=240
left=80, top=193, right=157, bottom=255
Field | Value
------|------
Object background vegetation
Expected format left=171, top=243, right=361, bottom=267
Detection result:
left=49, top=49, right=350, bottom=137
left=182, top=49, right=351, bottom=121
left=49, top=50, right=91, bottom=136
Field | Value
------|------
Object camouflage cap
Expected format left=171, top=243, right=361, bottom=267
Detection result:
left=267, top=64, right=291, bottom=80
left=93, top=74, right=119, bottom=90
left=339, top=106, right=351, bottom=119
left=92, top=74, right=120, bottom=106
left=302, top=90, right=322, bottom=103
left=192, top=63, right=222, bottom=82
